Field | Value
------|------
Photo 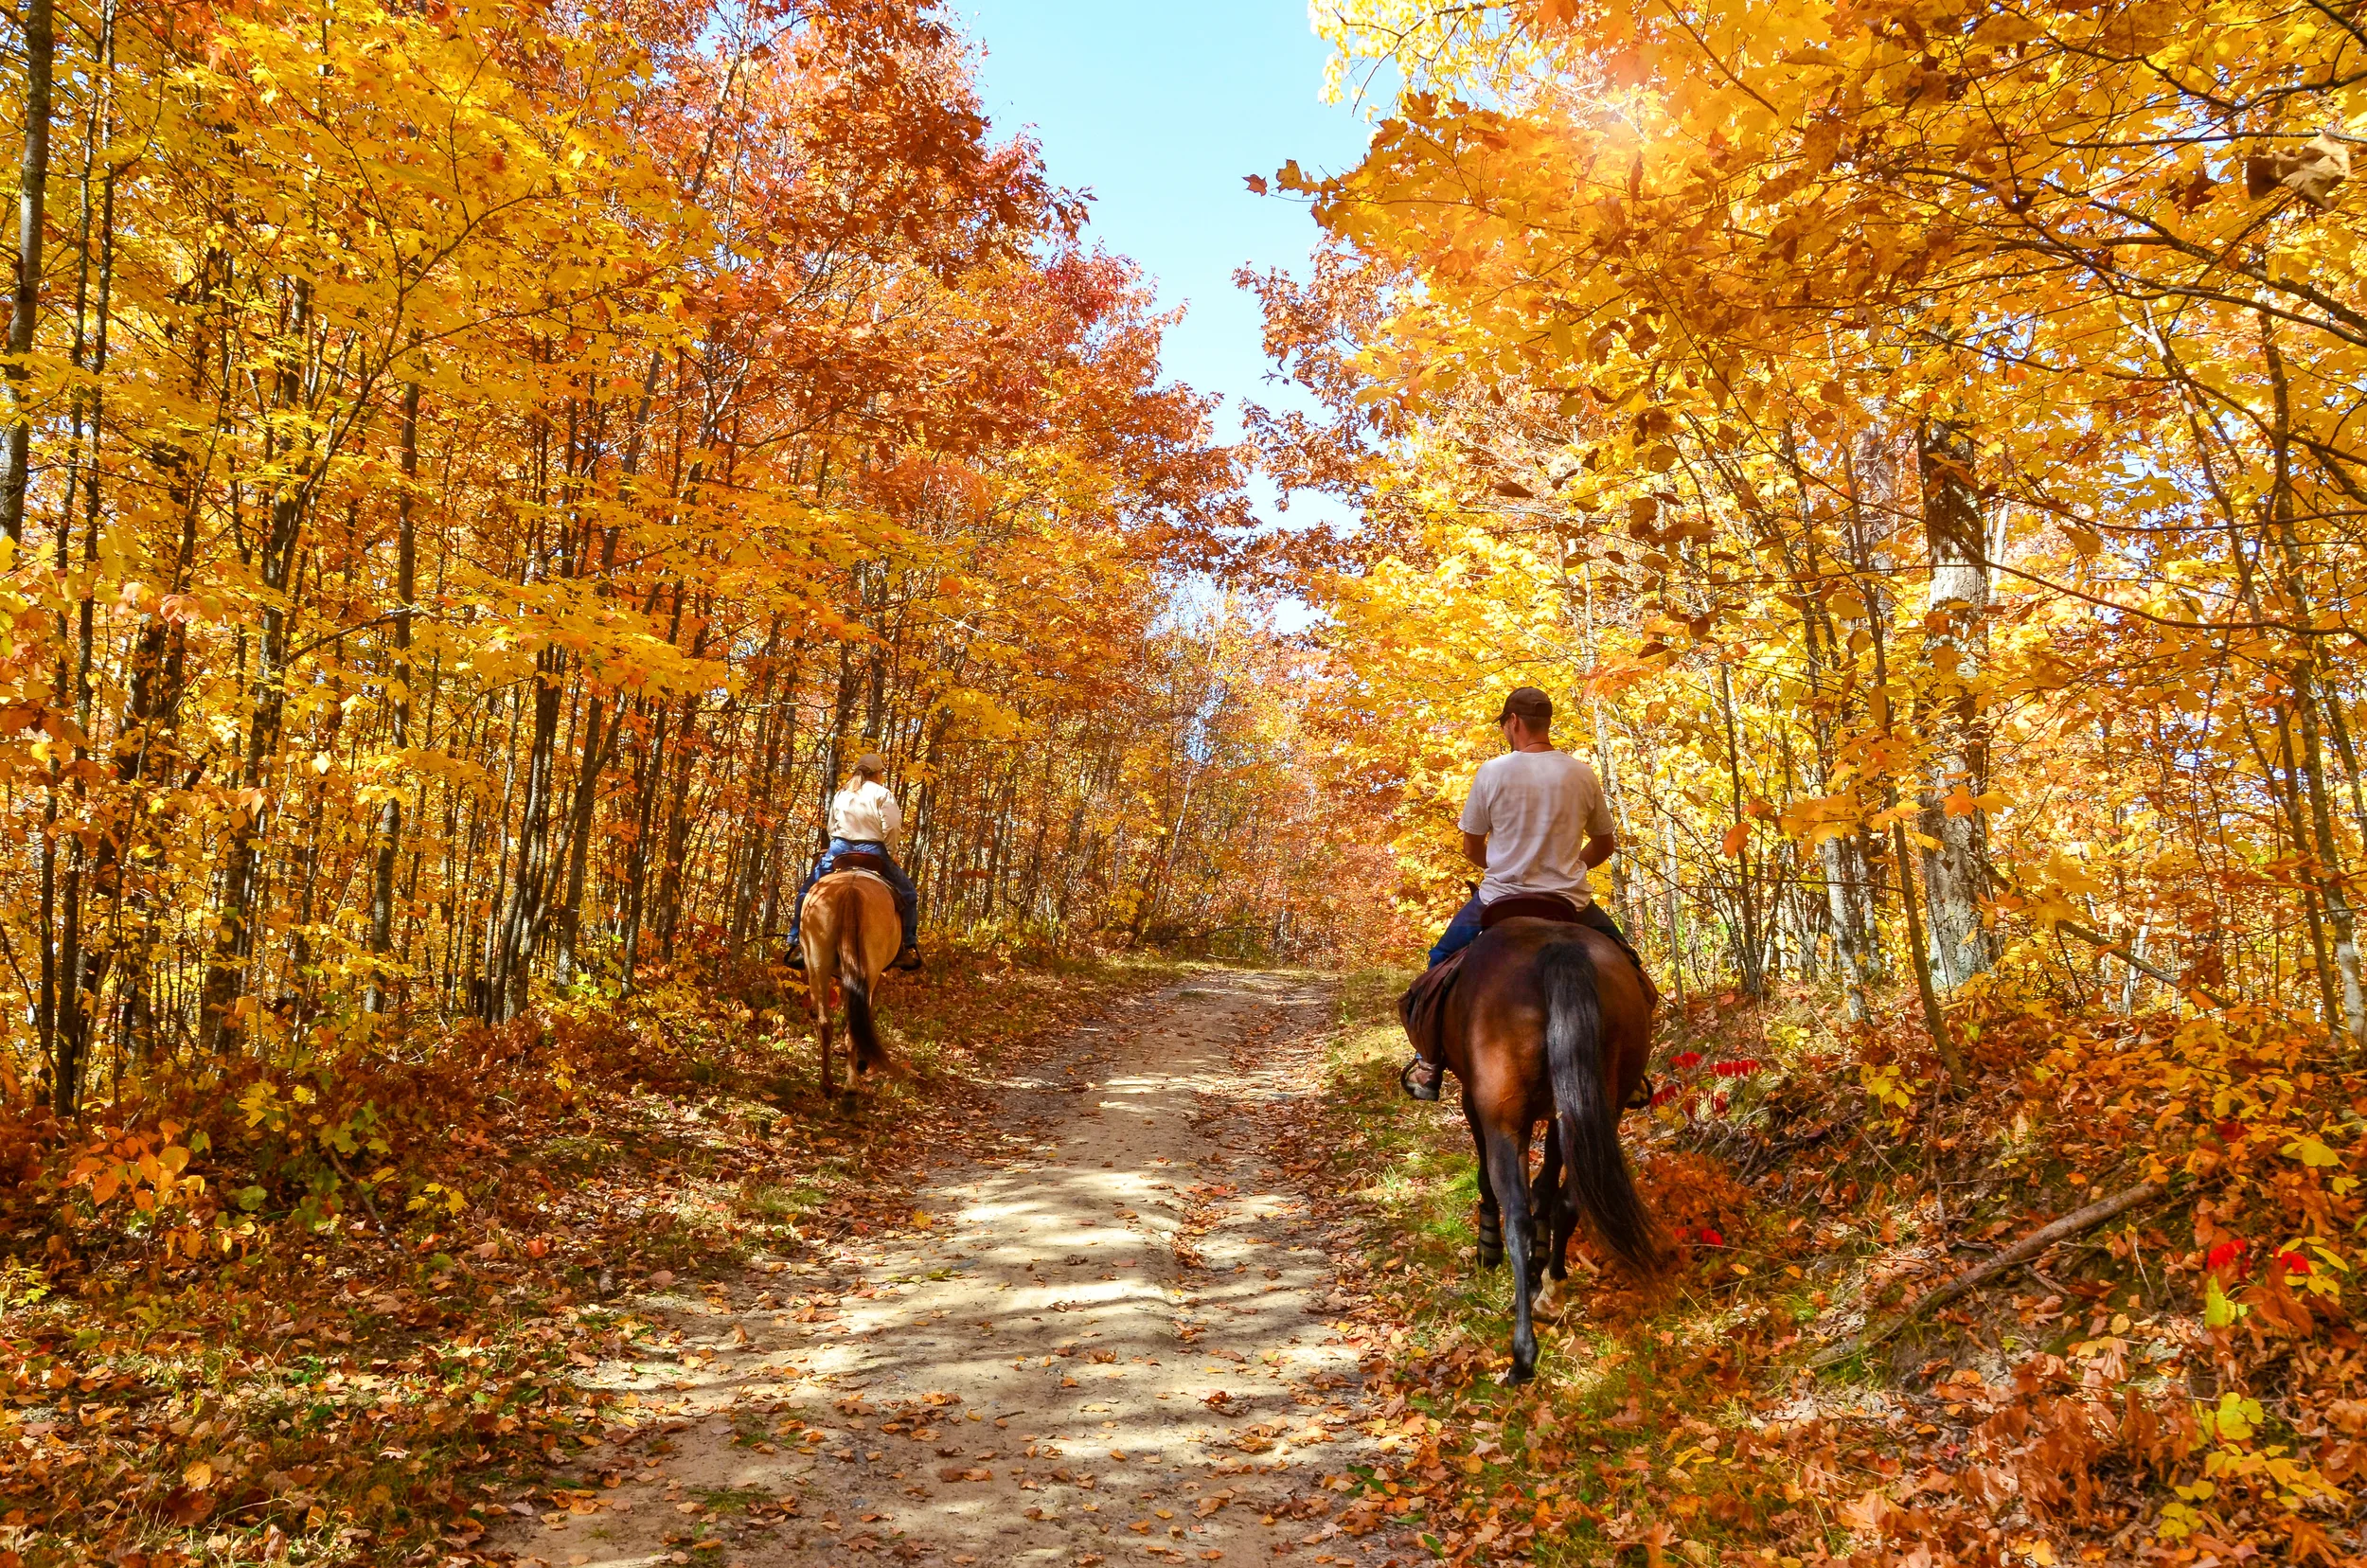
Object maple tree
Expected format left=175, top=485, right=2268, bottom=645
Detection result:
left=0, top=0, right=1377, bottom=1117
left=1240, top=0, right=2367, bottom=1560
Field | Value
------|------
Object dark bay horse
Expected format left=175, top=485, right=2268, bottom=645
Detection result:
left=797, top=864, right=904, bottom=1100
left=1439, top=917, right=1662, bottom=1381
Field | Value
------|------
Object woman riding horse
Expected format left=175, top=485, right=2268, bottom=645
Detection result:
left=786, top=752, right=919, bottom=1098
left=787, top=751, right=922, bottom=973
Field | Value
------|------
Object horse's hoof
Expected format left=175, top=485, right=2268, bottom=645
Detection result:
left=1502, top=1362, right=1537, bottom=1387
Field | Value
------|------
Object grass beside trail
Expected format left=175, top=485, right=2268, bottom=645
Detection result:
left=0, top=946, right=1192, bottom=1568
left=1280, top=969, right=2364, bottom=1566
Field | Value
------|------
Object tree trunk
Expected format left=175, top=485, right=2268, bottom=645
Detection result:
left=366, top=373, right=418, bottom=1016
left=0, top=0, right=57, bottom=543
left=1914, top=417, right=1995, bottom=989
left=2260, top=327, right=2366, bottom=1050
left=200, top=281, right=313, bottom=1054
left=489, top=646, right=564, bottom=1020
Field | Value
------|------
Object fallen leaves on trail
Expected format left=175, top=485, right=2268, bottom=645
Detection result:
left=0, top=948, right=1166, bottom=1565
left=1242, top=972, right=2364, bottom=1566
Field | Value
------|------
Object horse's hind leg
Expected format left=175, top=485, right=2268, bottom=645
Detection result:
left=810, top=979, right=834, bottom=1101
left=1482, top=1120, right=1539, bottom=1383
left=1532, top=1124, right=1567, bottom=1284
left=1463, top=1090, right=1504, bottom=1271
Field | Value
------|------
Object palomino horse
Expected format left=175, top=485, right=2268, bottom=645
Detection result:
left=1435, top=917, right=1661, bottom=1381
left=796, top=855, right=904, bottom=1099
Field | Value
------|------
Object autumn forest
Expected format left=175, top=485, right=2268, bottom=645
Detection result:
left=4, top=0, right=2365, bottom=1563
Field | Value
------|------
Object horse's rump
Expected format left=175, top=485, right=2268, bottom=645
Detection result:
left=800, top=871, right=903, bottom=1093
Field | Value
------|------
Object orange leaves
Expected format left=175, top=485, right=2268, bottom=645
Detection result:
left=68, top=1125, right=201, bottom=1215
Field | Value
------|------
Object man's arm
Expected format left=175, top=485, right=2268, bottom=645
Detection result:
left=1461, top=830, right=1488, bottom=868
left=1581, top=830, right=1616, bottom=869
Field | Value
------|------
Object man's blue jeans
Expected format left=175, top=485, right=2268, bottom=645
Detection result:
left=1427, top=893, right=1488, bottom=969
left=787, top=838, right=919, bottom=953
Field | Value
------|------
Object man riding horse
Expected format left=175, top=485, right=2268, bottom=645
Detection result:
left=1403, top=686, right=1652, bottom=1100
left=1397, top=685, right=1664, bottom=1381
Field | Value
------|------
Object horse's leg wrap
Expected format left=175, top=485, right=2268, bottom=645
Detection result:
left=1475, top=1204, right=1504, bottom=1270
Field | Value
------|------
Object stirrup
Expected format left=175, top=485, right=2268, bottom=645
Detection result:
left=1401, top=1057, right=1442, bottom=1101
left=892, top=946, right=923, bottom=972
left=785, top=948, right=806, bottom=972
left=1624, top=1074, right=1655, bottom=1111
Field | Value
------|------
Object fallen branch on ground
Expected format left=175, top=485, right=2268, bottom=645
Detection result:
left=1810, top=1178, right=2173, bottom=1368
left=2050, top=918, right=2232, bottom=1009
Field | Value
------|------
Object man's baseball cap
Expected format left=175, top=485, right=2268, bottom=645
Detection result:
left=854, top=751, right=889, bottom=775
left=1496, top=686, right=1553, bottom=724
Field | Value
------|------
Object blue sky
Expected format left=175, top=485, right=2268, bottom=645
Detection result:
left=958, top=1, right=1374, bottom=529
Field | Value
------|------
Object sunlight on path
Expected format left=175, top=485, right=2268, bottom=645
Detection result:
left=493, top=971, right=1411, bottom=1567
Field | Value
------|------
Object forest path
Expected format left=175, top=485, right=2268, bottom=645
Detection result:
left=497, top=970, right=1412, bottom=1568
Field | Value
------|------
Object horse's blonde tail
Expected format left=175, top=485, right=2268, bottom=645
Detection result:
left=837, top=906, right=886, bottom=1076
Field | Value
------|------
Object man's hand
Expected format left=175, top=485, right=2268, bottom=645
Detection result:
left=1581, top=830, right=1616, bottom=869
left=1462, top=831, right=1489, bottom=869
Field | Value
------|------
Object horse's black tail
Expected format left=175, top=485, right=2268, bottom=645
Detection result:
left=1541, top=939, right=1659, bottom=1271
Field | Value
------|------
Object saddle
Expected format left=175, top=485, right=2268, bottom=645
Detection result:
left=1398, top=893, right=1659, bottom=1107
left=1480, top=891, right=1586, bottom=931
left=832, top=847, right=892, bottom=878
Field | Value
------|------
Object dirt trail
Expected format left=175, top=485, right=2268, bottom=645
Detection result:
left=496, top=971, right=1411, bottom=1568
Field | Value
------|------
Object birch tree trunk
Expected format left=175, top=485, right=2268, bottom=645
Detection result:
left=1915, top=418, right=1997, bottom=989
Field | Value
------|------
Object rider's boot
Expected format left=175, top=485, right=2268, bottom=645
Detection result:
left=785, top=946, right=807, bottom=972
left=1401, top=1056, right=1443, bottom=1101
left=892, top=945, right=923, bottom=972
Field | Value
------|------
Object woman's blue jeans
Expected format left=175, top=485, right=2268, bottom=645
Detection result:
left=787, top=838, right=919, bottom=953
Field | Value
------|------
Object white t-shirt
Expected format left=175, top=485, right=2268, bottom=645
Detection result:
left=829, top=778, right=903, bottom=847
left=1460, top=749, right=1615, bottom=906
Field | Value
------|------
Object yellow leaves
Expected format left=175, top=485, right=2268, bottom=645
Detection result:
left=1860, top=1062, right=1914, bottom=1114
left=2281, top=1133, right=2340, bottom=1168
left=409, top=1182, right=469, bottom=1218
left=1778, top=793, right=1863, bottom=846
left=2200, top=1391, right=2264, bottom=1445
